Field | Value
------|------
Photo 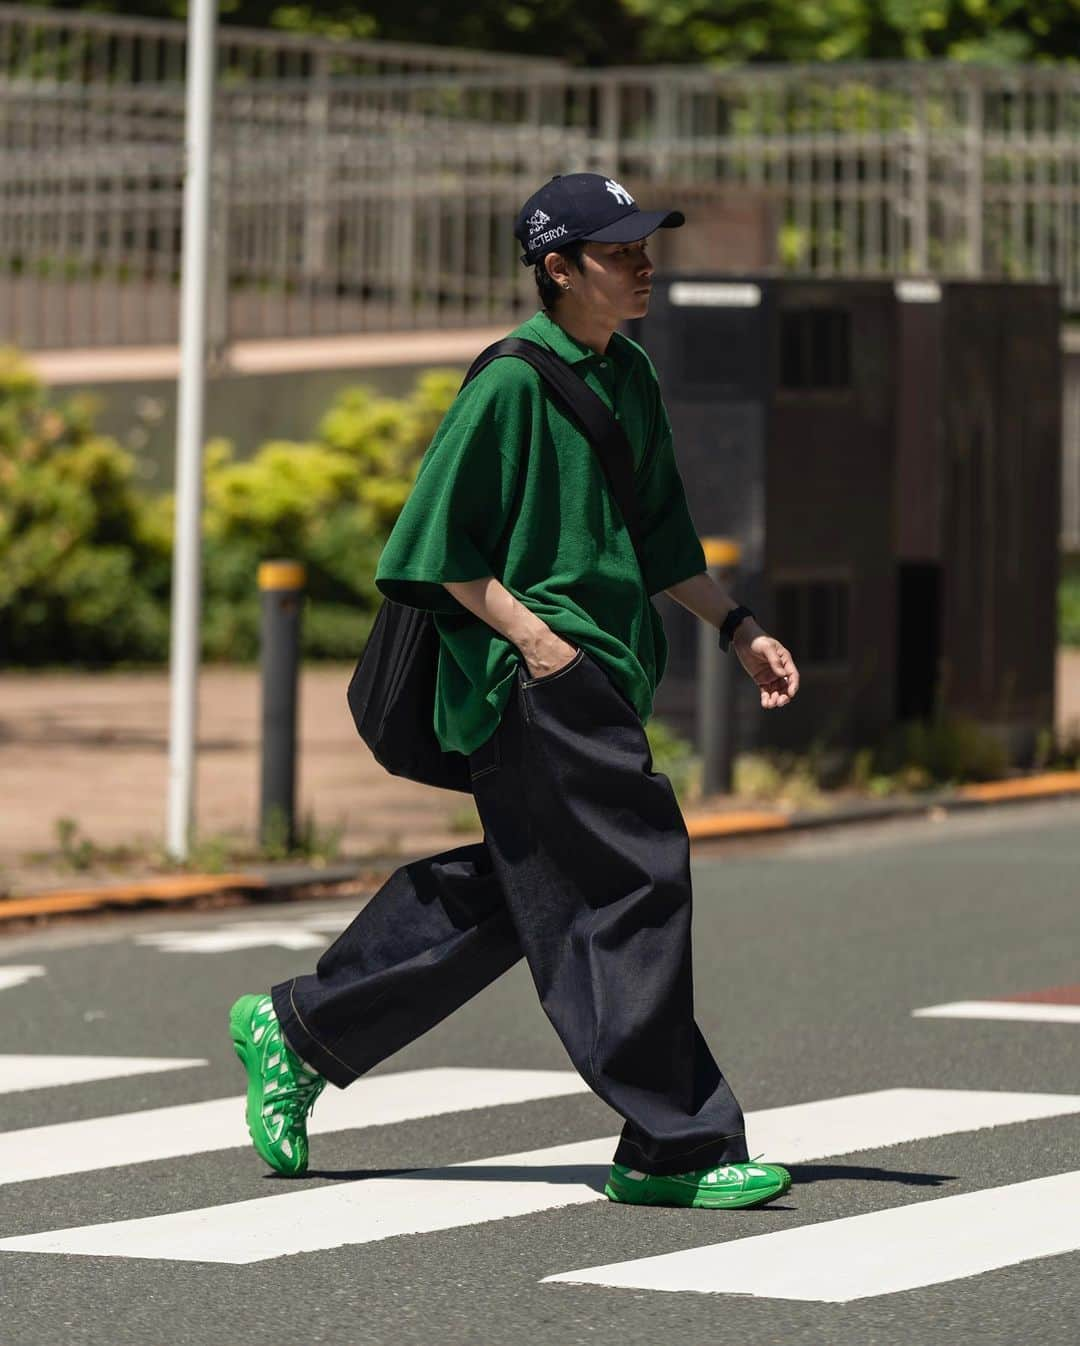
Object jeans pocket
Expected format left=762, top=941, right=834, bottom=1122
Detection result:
left=518, top=646, right=585, bottom=689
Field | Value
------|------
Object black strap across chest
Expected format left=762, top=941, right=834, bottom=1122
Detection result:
left=462, top=336, right=645, bottom=563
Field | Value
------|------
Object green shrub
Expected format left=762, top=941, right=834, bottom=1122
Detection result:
left=0, top=348, right=170, bottom=663
left=646, top=717, right=702, bottom=806
left=1060, top=568, right=1080, bottom=647
left=0, top=348, right=458, bottom=665
left=1033, top=725, right=1080, bottom=771
left=875, top=715, right=1008, bottom=784
left=197, top=372, right=458, bottom=660
left=732, top=749, right=826, bottom=808
left=731, top=714, right=1008, bottom=807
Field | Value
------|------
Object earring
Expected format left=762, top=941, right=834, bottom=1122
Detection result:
left=562, top=282, right=570, bottom=291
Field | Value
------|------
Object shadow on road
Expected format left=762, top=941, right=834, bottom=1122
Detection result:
left=786, top=1162, right=955, bottom=1187
left=276, top=1161, right=955, bottom=1193
left=277, top=1163, right=612, bottom=1192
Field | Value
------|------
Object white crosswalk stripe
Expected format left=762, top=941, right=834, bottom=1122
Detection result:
left=0, top=1067, right=589, bottom=1186
left=545, top=1171, right=1080, bottom=1301
left=136, top=925, right=328, bottom=953
left=135, top=915, right=349, bottom=955
left=0, top=1135, right=615, bottom=1263
left=0, top=966, right=46, bottom=992
left=3, top=1088, right=1078, bottom=1265
left=0, top=1055, right=207, bottom=1096
left=914, top=1001, right=1080, bottom=1025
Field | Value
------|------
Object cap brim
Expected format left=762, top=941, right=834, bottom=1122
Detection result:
left=582, top=209, right=684, bottom=244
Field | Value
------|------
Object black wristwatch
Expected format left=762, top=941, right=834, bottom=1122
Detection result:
left=718, top=604, right=755, bottom=653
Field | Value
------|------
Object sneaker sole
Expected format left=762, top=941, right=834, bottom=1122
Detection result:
left=228, top=994, right=307, bottom=1177
left=604, top=1172, right=792, bottom=1210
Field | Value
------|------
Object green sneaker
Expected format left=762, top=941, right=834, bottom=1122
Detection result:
left=605, top=1157, right=792, bottom=1210
left=229, top=993, right=326, bottom=1176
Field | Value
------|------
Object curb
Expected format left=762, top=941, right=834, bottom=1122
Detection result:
left=685, top=770, right=1080, bottom=842
left=0, top=863, right=369, bottom=926
left=3, top=772, right=1078, bottom=924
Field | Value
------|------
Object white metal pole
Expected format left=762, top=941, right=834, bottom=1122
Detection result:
left=166, top=0, right=218, bottom=860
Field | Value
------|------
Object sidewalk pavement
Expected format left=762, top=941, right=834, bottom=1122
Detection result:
left=2, top=653, right=1079, bottom=907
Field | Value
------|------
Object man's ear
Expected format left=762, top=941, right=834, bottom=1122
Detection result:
left=545, top=252, right=570, bottom=287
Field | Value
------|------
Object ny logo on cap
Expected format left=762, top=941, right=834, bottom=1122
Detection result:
left=604, top=179, right=634, bottom=207
left=527, top=208, right=552, bottom=235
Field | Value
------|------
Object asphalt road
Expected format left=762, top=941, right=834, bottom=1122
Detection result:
left=2, top=799, right=1079, bottom=1346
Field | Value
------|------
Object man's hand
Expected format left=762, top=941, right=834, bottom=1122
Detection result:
left=442, top=577, right=578, bottom=680
left=733, top=625, right=800, bottom=709
left=520, top=630, right=580, bottom=681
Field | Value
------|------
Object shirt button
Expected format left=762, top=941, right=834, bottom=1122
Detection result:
left=599, top=361, right=607, bottom=368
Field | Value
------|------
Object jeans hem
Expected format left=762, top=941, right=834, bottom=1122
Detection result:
left=270, top=979, right=357, bottom=1090
left=612, top=1131, right=750, bottom=1177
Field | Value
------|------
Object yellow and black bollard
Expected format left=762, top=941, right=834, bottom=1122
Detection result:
left=698, top=538, right=742, bottom=796
left=258, top=560, right=306, bottom=851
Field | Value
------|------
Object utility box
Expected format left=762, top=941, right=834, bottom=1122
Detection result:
left=632, top=278, right=1062, bottom=763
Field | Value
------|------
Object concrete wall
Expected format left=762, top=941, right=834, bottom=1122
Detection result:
left=58, top=363, right=456, bottom=491
left=29, top=321, right=1080, bottom=554
left=25, top=328, right=506, bottom=490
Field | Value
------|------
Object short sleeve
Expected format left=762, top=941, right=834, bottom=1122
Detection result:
left=635, top=395, right=706, bottom=597
left=374, top=370, right=527, bottom=615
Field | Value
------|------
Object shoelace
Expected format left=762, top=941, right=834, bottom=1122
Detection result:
left=253, top=999, right=324, bottom=1124
left=692, top=1155, right=773, bottom=1185
left=275, top=1075, right=325, bottom=1126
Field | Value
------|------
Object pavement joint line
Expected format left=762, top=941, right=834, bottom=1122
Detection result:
left=2, top=771, right=1078, bottom=923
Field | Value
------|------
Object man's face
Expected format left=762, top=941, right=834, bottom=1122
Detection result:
left=560, top=239, right=656, bottom=321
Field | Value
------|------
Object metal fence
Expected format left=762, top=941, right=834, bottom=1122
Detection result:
left=2, top=7, right=1080, bottom=352
left=1, top=109, right=598, bottom=348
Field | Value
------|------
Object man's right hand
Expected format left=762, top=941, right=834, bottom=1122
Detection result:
left=519, top=630, right=580, bottom=681
left=440, top=578, right=579, bottom=682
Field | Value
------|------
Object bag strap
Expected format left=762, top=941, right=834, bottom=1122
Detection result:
left=461, top=337, right=645, bottom=565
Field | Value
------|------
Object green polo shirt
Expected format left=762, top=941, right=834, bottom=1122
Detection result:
left=374, top=309, right=706, bottom=757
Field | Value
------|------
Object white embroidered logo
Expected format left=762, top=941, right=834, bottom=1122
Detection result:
left=527, top=208, right=552, bottom=235
left=604, top=179, right=635, bottom=207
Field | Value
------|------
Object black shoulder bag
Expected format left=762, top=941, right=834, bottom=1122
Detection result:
left=346, top=337, right=647, bottom=794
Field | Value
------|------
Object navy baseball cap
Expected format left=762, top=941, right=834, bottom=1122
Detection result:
left=515, top=173, right=684, bottom=266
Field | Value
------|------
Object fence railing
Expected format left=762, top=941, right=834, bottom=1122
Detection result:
left=0, top=107, right=600, bottom=348
left=2, top=8, right=1079, bottom=350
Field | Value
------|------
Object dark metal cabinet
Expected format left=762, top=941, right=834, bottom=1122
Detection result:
left=632, top=277, right=1061, bottom=763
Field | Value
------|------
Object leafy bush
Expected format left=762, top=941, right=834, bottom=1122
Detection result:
left=1060, top=566, right=1080, bottom=647
left=0, top=350, right=458, bottom=664
left=1033, top=725, right=1080, bottom=771
left=732, top=750, right=825, bottom=808
left=731, top=710, right=1012, bottom=808
left=874, top=716, right=1008, bottom=784
left=197, top=371, right=458, bottom=659
left=0, top=348, right=170, bottom=663
left=646, top=717, right=702, bottom=805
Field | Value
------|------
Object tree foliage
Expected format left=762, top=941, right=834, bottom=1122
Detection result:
left=23, top=0, right=1080, bottom=65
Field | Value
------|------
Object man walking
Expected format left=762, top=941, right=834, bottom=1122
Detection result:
left=230, top=173, right=800, bottom=1210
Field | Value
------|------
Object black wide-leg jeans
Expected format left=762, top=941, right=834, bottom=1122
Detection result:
left=272, top=647, right=748, bottom=1176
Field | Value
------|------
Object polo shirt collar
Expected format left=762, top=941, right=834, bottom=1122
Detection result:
left=527, top=309, right=612, bottom=365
